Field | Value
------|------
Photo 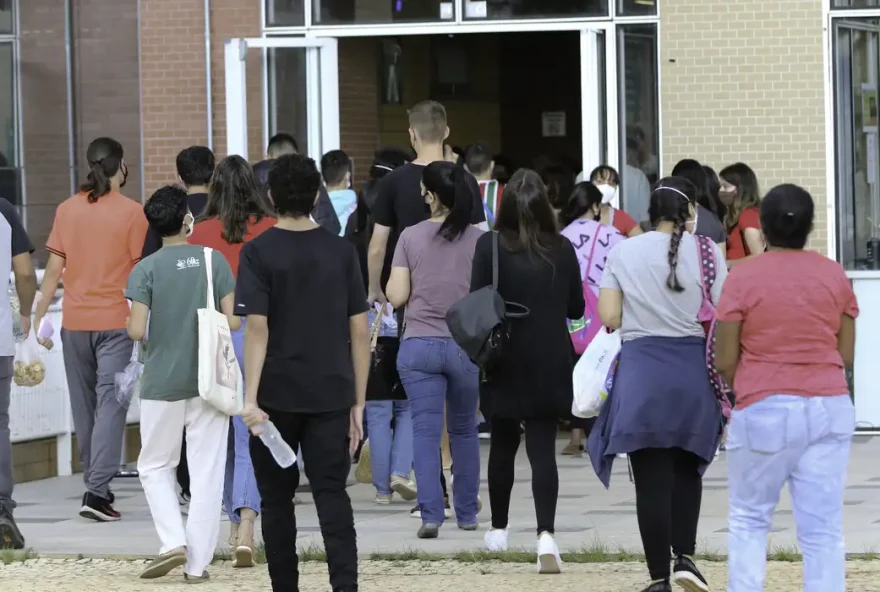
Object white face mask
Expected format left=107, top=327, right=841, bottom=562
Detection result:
left=596, top=184, right=617, bottom=205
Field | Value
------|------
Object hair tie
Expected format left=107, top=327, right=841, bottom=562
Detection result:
left=652, top=186, right=690, bottom=201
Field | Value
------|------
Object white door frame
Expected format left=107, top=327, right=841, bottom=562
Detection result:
left=224, top=37, right=339, bottom=164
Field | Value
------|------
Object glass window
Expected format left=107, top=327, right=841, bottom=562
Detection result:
left=617, top=0, right=657, bottom=17
left=268, top=48, right=309, bottom=157
left=312, top=0, right=454, bottom=25
left=833, top=0, right=880, bottom=8
left=834, top=21, right=880, bottom=270
left=617, top=24, right=659, bottom=226
left=0, top=1, right=11, bottom=34
left=265, top=0, right=305, bottom=27
left=463, top=0, right=606, bottom=20
left=0, top=43, right=18, bottom=205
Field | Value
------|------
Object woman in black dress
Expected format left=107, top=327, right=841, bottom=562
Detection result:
left=471, top=168, right=584, bottom=573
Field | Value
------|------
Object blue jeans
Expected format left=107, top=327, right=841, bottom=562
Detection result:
left=397, top=337, right=480, bottom=526
left=365, top=400, right=413, bottom=494
left=727, top=394, right=854, bottom=592
left=223, top=322, right=260, bottom=523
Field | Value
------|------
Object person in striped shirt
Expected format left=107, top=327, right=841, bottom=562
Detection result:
left=464, top=143, right=503, bottom=230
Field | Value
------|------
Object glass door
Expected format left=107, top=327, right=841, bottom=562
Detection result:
left=224, top=37, right=339, bottom=164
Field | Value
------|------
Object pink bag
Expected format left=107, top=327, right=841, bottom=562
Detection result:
left=694, top=235, right=732, bottom=420
left=569, top=230, right=602, bottom=354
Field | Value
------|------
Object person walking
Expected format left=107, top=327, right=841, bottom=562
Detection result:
left=188, top=154, right=275, bottom=567
left=715, top=184, right=857, bottom=592
left=385, top=161, right=483, bottom=539
left=128, top=185, right=238, bottom=583
left=475, top=169, right=584, bottom=573
left=588, top=176, right=725, bottom=592
left=34, top=137, right=148, bottom=521
left=238, top=154, right=369, bottom=592
left=0, top=199, right=37, bottom=549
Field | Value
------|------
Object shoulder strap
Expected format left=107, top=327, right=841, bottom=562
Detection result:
left=583, top=226, right=601, bottom=287
left=203, top=247, right=215, bottom=310
left=693, top=235, right=717, bottom=303
left=491, top=231, right=499, bottom=289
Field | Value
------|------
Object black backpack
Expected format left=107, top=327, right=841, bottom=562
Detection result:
left=446, top=232, right=528, bottom=371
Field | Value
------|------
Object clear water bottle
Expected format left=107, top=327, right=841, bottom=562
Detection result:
left=254, top=420, right=297, bottom=468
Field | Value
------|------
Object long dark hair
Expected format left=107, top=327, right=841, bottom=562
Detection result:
left=495, top=168, right=562, bottom=263
left=719, top=162, right=761, bottom=233
left=671, top=159, right=716, bottom=216
left=422, top=161, right=473, bottom=241
left=541, top=163, right=575, bottom=211
left=649, top=176, right=697, bottom=293
left=203, top=155, right=275, bottom=244
left=80, top=137, right=125, bottom=203
left=559, top=181, right=603, bottom=227
left=702, top=165, right=725, bottom=217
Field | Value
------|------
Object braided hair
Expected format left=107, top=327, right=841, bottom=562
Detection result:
left=648, top=176, right=698, bottom=293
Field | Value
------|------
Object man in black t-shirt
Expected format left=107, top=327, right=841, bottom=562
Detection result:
left=367, top=100, right=486, bottom=301
left=237, top=154, right=369, bottom=592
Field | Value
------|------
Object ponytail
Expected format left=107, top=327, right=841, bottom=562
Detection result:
left=79, top=137, right=125, bottom=203
left=437, top=165, right=474, bottom=241
left=80, top=162, right=112, bottom=203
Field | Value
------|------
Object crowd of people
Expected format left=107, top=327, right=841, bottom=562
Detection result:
left=0, top=97, right=858, bottom=592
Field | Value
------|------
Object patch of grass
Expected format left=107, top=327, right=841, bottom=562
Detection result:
left=0, top=548, right=37, bottom=565
left=298, top=542, right=327, bottom=562
left=369, top=549, right=444, bottom=562
left=767, top=543, right=801, bottom=562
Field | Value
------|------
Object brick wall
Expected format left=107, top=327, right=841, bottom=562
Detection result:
left=660, top=0, right=827, bottom=252
left=18, top=1, right=71, bottom=261
left=339, top=38, right=381, bottom=186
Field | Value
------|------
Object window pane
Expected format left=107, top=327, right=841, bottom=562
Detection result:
left=0, top=42, right=18, bottom=204
left=833, top=0, right=880, bottom=8
left=617, top=0, right=657, bottom=17
left=463, top=0, right=606, bottom=20
left=313, top=0, right=455, bottom=25
left=268, top=48, right=309, bottom=157
left=618, top=24, right=659, bottom=226
left=266, top=0, right=305, bottom=27
left=0, top=1, right=11, bottom=34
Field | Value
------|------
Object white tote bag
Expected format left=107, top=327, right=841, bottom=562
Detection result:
left=197, top=247, right=244, bottom=415
left=572, top=328, right=621, bottom=419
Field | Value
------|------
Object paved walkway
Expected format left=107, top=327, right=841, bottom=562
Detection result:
left=10, top=436, right=880, bottom=557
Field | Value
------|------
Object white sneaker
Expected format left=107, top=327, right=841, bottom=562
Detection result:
left=484, top=528, right=509, bottom=552
left=536, top=531, right=562, bottom=574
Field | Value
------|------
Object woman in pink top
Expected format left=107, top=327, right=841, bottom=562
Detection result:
left=715, top=184, right=857, bottom=592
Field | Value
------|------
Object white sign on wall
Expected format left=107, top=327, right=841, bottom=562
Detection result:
left=542, top=111, right=566, bottom=138
left=465, top=1, right=488, bottom=18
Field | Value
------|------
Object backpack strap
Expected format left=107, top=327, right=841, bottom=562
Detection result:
left=693, top=234, right=718, bottom=305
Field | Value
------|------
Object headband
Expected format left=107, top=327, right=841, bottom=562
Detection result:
left=652, top=186, right=690, bottom=201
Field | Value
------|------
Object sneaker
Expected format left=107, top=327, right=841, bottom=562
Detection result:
left=477, top=422, right=491, bottom=440
left=0, top=510, right=25, bottom=549
left=107, top=489, right=115, bottom=504
left=390, top=475, right=417, bottom=501
left=79, top=492, right=121, bottom=522
left=484, top=528, right=508, bottom=552
left=536, top=531, right=562, bottom=574
left=409, top=502, right=453, bottom=519
left=417, top=523, right=440, bottom=539
left=641, top=581, right=672, bottom=592
left=140, top=548, right=186, bottom=579
left=355, top=441, right=372, bottom=484
left=672, top=555, right=708, bottom=592
left=457, top=521, right=478, bottom=531
left=374, top=493, right=392, bottom=505
left=184, top=570, right=210, bottom=584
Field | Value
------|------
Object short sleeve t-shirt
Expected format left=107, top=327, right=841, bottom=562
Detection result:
left=694, top=205, right=727, bottom=244
left=0, top=199, right=34, bottom=356
left=47, top=191, right=149, bottom=331
left=610, top=208, right=638, bottom=236
left=188, top=215, right=276, bottom=277
left=372, top=163, right=486, bottom=288
left=715, top=251, right=858, bottom=409
left=601, top=231, right=727, bottom=342
left=125, top=245, right=235, bottom=401
left=726, top=206, right=761, bottom=260
left=391, top=221, right=483, bottom=339
left=235, top=227, right=369, bottom=413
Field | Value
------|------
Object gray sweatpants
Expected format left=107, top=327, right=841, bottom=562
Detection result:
left=61, top=329, right=132, bottom=499
left=0, top=357, right=14, bottom=514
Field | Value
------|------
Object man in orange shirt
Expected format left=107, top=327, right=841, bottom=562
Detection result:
left=34, top=137, right=148, bottom=522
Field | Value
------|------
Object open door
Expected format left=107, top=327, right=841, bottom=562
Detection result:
left=224, top=37, right=339, bottom=164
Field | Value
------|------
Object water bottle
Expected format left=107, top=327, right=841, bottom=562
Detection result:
left=254, top=420, right=297, bottom=468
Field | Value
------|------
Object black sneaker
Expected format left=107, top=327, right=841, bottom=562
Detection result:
left=641, top=581, right=671, bottom=592
left=672, top=555, right=708, bottom=592
left=0, top=510, right=25, bottom=549
left=107, top=489, right=115, bottom=504
left=79, top=492, right=121, bottom=522
left=477, top=422, right=491, bottom=440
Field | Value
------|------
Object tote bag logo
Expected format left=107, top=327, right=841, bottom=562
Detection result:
left=215, top=330, right=238, bottom=391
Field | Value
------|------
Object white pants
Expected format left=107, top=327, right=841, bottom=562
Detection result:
left=138, top=397, right=228, bottom=577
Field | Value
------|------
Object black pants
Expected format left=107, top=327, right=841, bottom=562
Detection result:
left=251, top=408, right=358, bottom=592
left=487, top=417, right=558, bottom=534
left=628, top=447, right=702, bottom=581
left=176, top=431, right=189, bottom=494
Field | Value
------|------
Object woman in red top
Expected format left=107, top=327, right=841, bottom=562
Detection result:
left=188, top=155, right=275, bottom=567
left=719, top=162, right=763, bottom=267
left=714, top=184, right=856, bottom=592
left=588, top=165, right=642, bottom=237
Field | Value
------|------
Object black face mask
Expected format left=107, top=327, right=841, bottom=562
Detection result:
left=120, top=162, right=129, bottom=189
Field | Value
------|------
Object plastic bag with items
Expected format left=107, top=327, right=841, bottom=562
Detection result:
left=115, top=341, right=143, bottom=406
left=14, top=333, right=45, bottom=387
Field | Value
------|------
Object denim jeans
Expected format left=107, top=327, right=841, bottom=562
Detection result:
left=397, top=336, right=480, bottom=526
left=365, top=400, right=413, bottom=495
left=223, top=322, right=260, bottom=523
left=727, top=394, right=854, bottom=592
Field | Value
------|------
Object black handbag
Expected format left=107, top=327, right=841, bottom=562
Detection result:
left=366, top=310, right=404, bottom=401
left=446, top=232, right=528, bottom=371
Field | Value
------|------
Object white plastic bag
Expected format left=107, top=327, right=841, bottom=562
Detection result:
left=572, top=329, right=621, bottom=418
left=13, top=333, right=45, bottom=387
left=115, top=341, right=143, bottom=406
